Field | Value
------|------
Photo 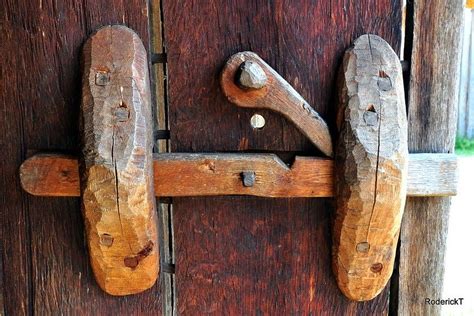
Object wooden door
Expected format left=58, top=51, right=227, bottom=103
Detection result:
left=162, top=1, right=399, bottom=314
left=1, top=1, right=461, bottom=315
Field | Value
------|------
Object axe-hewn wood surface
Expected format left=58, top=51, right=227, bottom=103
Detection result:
left=1, top=2, right=163, bottom=314
left=80, top=25, right=159, bottom=296
left=334, top=34, right=408, bottom=301
left=20, top=153, right=457, bottom=198
left=162, top=1, right=402, bottom=313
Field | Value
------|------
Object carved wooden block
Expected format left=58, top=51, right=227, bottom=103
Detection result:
left=333, top=34, right=408, bottom=301
left=80, top=25, right=159, bottom=295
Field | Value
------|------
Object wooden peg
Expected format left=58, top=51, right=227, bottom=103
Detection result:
left=80, top=25, right=159, bottom=295
left=220, top=51, right=333, bottom=157
left=333, top=34, right=408, bottom=301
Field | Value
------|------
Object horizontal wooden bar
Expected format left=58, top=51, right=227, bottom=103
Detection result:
left=19, top=153, right=458, bottom=198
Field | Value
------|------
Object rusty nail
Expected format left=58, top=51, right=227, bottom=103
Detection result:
left=95, top=71, right=110, bottom=86
left=356, top=242, right=370, bottom=253
left=370, top=262, right=383, bottom=273
left=241, top=171, right=256, bottom=187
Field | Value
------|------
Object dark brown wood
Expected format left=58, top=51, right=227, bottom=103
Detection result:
left=334, top=34, right=408, bottom=301
left=80, top=25, right=159, bottom=295
left=20, top=153, right=458, bottom=198
left=221, top=51, right=333, bottom=157
left=1, top=1, right=162, bottom=314
left=398, top=1, right=463, bottom=315
left=162, top=1, right=401, bottom=313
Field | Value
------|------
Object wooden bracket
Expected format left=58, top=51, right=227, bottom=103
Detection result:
left=80, top=25, right=159, bottom=295
left=18, top=31, right=458, bottom=300
left=220, top=51, right=333, bottom=157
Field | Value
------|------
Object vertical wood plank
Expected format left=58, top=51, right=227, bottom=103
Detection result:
left=466, top=11, right=474, bottom=138
left=162, top=0, right=401, bottom=313
left=1, top=2, right=32, bottom=311
left=2, top=0, right=163, bottom=314
left=150, top=1, right=175, bottom=314
left=458, top=8, right=474, bottom=139
left=398, top=1, right=463, bottom=315
left=457, top=9, right=471, bottom=138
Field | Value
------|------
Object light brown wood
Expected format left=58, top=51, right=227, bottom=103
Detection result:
left=399, top=1, right=463, bottom=315
left=20, top=153, right=457, bottom=198
left=405, top=154, right=459, bottom=197
left=220, top=51, right=333, bottom=157
left=333, top=34, right=408, bottom=301
left=80, top=25, right=159, bottom=295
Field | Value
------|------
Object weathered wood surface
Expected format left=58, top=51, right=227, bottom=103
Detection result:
left=334, top=34, right=408, bottom=301
left=80, top=25, right=159, bottom=296
left=398, top=1, right=463, bottom=315
left=20, top=153, right=457, bottom=198
left=162, top=2, right=400, bottom=308
left=457, top=8, right=474, bottom=139
left=150, top=1, right=175, bottom=314
left=406, top=154, right=459, bottom=197
left=221, top=51, right=333, bottom=157
left=1, top=1, right=162, bottom=314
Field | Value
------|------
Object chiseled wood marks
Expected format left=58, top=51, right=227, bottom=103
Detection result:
left=333, top=34, right=408, bottom=301
left=80, top=25, right=159, bottom=295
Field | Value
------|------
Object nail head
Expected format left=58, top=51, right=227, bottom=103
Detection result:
left=237, top=61, right=267, bottom=90
left=241, top=171, right=256, bottom=187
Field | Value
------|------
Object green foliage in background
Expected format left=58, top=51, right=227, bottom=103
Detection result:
left=455, top=137, right=474, bottom=156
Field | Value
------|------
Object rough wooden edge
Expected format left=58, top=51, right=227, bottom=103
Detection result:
left=20, top=153, right=457, bottom=198
left=150, top=0, right=174, bottom=314
left=398, top=1, right=463, bottom=315
left=333, top=34, right=408, bottom=301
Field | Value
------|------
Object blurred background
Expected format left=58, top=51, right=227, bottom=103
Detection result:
left=443, top=2, right=474, bottom=315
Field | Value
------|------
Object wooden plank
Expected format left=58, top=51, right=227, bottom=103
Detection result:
left=406, top=154, right=459, bottom=197
left=457, top=9, right=471, bottom=137
left=398, top=1, right=463, bottom=315
left=467, top=12, right=474, bottom=138
left=2, top=0, right=163, bottom=314
left=0, top=5, right=32, bottom=314
left=334, top=34, right=408, bottom=301
left=171, top=0, right=399, bottom=312
left=150, top=1, right=175, bottom=314
left=80, top=25, right=159, bottom=295
left=20, top=153, right=458, bottom=198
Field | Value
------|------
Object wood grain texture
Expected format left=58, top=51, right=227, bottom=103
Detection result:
left=162, top=3, right=402, bottom=310
left=398, top=1, right=463, bottom=315
left=334, top=34, right=408, bottom=301
left=221, top=51, right=333, bottom=157
left=174, top=197, right=391, bottom=315
left=80, top=25, right=159, bottom=295
left=406, top=154, right=459, bottom=197
left=163, top=1, right=402, bottom=153
left=20, top=153, right=458, bottom=198
left=2, top=0, right=163, bottom=314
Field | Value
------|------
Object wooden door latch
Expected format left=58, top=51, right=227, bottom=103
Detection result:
left=19, top=26, right=458, bottom=300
